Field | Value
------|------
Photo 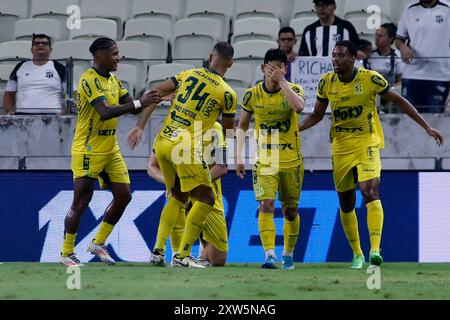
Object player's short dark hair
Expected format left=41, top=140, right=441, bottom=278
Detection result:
left=278, top=26, right=296, bottom=38
left=380, top=22, right=397, bottom=44
left=264, top=48, right=288, bottom=65
left=213, top=42, right=234, bottom=60
left=89, top=37, right=117, bottom=55
left=358, top=39, right=372, bottom=51
left=335, top=40, right=358, bottom=57
left=32, top=34, right=52, bottom=47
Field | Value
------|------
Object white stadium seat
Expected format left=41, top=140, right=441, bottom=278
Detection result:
left=123, top=18, right=172, bottom=62
left=131, top=0, right=183, bottom=22
left=348, top=16, right=391, bottom=44
left=69, top=18, right=117, bottom=40
left=172, top=18, right=222, bottom=67
left=115, top=40, right=153, bottom=88
left=13, top=18, right=69, bottom=41
left=233, top=40, right=278, bottom=72
left=253, top=64, right=264, bottom=85
left=0, top=41, right=33, bottom=62
left=231, top=17, right=280, bottom=44
left=31, top=0, right=80, bottom=25
left=224, top=63, right=254, bottom=89
left=52, top=40, right=92, bottom=69
left=112, top=63, right=140, bottom=98
left=0, top=0, right=28, bottom=42
left=291, top=0, right=317, bottom=20
left=0, top=64, right=16, bottom=89
left=234, top=0, right=284, bottom=21
left=344, top=0, right=393, bottom=22
left=185, top=0, right=233, bottom=41
left=147, top=63, right=195, bottom=89
left=290, top=16, right=318, bottom=38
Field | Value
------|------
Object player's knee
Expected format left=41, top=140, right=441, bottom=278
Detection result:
left=123, top=191, right=132, bottom=205
left=73, top=194, right=92, bottom=212
left=361, top=187, right=379, bottom=203
left=260, top=200, right=275, bottom=213
left=209, top=254, right=227, bottom=267
left=284, top=207, right=298, bottom=221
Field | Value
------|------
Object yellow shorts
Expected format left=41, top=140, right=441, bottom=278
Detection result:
left=252, top=162, right=304, bottom=208
left=200, top=207, right=228, bottom=253
left=71, top=151, right=130, bottom=189
left=332, top=146, right=381, bottom=192
left=154, top=135, right=212, bottom=193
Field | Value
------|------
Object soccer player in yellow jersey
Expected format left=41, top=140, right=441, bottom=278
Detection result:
left=127, top=42, right=236, bottom=268
left=145, top=122, right=229, bottom=267
left=236, top=49, right=305, bottom=270
left=299, top=40, right=444, bottom=268
left=59, top=38, right=161, bottom=267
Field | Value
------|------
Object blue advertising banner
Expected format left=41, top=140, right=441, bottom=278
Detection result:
left=0, top=171, right=419, bottom=263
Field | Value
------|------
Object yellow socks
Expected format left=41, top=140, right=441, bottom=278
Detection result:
left=367, top=200, right=384, bottom=253
left=340, top=209, right=363, bottom=256
left=258, top=212, right=275, bottom=252
left=61, top=232, right=77, bottom=257
left=170, top=206, right=186, bottom=254
left=155, top=197, right=185, bottom=254
left=283, top=214, right=300, bottom=255
left=93, top=221, right=114, bottom=245
left=178, top=201, right=212, bottom=257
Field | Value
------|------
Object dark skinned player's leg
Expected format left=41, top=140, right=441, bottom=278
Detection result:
left=61, top=177, right=95, bottom=257
left=359, top=178, right=384, bottom=265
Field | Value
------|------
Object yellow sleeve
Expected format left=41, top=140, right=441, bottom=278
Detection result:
left=316, top=73, right=329, bottom=103
left=79, top=73, right=105, bottom=106
left=222, top=89, right=237, bottom=117
left=369, top=70, right=390, bottom=95
left=291, top=84, right=305, bottom=98
left=241, top=88, right=254, bottom=113
left=114, top=75, right=129, bottom=98
left=212, top=122, right=227, bottom=150
left=170, top=69, right=189, bottom=88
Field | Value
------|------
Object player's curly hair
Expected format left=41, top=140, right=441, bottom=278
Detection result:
left=335, top=40, right=358, bottom=57
left=89, top=37, right=117, bottom=55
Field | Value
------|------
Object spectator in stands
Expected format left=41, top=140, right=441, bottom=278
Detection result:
left=299, top=0, right=362, bottom=58
left=3, top=34, right=67, bottom=115
left=277, top=26, right=298, bottom=81
left=357, top=39, right=373, bottom=69
left=395, top=0, right=450, bottom=113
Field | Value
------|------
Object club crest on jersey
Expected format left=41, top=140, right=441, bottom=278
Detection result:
left=332, top=34, right=341, bottom=42
left=436, top=15, right=443, bottom=23
left=354, top=83, right=363, bottom=95
left=225, top=92, right=233, bottom=110
left=45, top=71, right=54, bottom=78
left=82, top=79, right=92, bottom=97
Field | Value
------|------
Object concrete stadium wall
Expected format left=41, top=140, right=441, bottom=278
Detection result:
left=0, top=112, right=449, bottom=170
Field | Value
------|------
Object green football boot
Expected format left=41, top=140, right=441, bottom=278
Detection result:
left=369, top=251, right=383, bottom=266
left=351, top=254, right=365, bottom=269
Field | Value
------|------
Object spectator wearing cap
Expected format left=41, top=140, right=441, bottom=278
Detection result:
left=3, top=34, right=67, bottom=115
left=395, top=0, right=450, bottom=113
left=299, top=0, right=363, bottom=58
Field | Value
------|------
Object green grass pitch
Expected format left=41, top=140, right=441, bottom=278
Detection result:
left=1, top=262, right=450, bottom=300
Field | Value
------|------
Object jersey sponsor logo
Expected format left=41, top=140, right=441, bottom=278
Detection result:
left=203, top=98, right=218, bottom=117
left=174, top=104, right=197, bottom=119
left=261, top=143, right=294, bottom=150
left=225, top=91, right=233, bottom=110
left=333, top=105, right=363, bottom=121
left=98, top=129, right=116, bottom=136
left=260, top=118, right=291, bottom=134
left=371, top=75, right=387, bottom=88
left=367, top=112, right=374, bottom=134
left=243, top=91, right=252, bottom=107
left=82, top=79, right=92, bottom=97
left=335, top=126, right=363, bottom=133
left=94, top=78, right=103, bottom=92
left=82, top=155, right=90, bottom=170
left=170, top=111, right=191, bottom=126
left=163, top=125, right=180, bottom=138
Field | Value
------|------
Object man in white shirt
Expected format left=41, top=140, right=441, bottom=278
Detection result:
left=3, top=34, right=67, bottom=115
left=395, top=0, right=450, bottom=113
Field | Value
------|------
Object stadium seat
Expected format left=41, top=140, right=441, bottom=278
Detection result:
left=112, top=63, right=140, bottom=98
left=233, top=40, right=278, bottom=72
left=185, top=0, right=233, bottom=41
left=116, top=40, right=153, bottom=85
left=224, top=63, right=254, bottom=89
left=172, top=18, right=222, bottom=67
left=234, top=0, right=284, bottom=22
left=0, top=64, right=16, bottom=89
left=0, top=0, right=28, bottom=42
left=80, top=0, right=130, bottom=39
left=344, top=0, right=393, bottom=22
left=131, top=0, right=183, bottom=22
left=0, top=41, right=32, bottom=62
left=348, top=16, right=390, bottom=45
left=52, top=40, right=92, bottom=70
left=31, top=0, right=80, bottom=25
left=147, top=63, right=195, bottom=89
left=13, top=18, right=69, bottom=41
left=72, top=64, right=85, bottom=89
left=291, top=0, right=317, bottom=20
left=253, top=64, right=264, bottom=85
left=69, top=18, right=118, bottom=40
left=290, top=16, right=318, bottom=52
left=231, top=17, right=280, bottom=44
left=233, top=86, right=247, bottom=109
left=123, top=18, right=172, bottom=62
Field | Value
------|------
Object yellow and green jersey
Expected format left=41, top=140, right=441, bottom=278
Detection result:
left=159, top=67, right=237, bottom=144
left=72, top=67, right=129, bottom=155
left=317, top=67, right=389, bottom=154
left=242, top=81, right=304, bottom=169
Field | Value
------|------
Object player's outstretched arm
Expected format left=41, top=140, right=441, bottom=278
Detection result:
left=93, top=89, right=161, bottom=121
left=382, top=90, right=444, bottom=146
left=298, top=99, right=328, bottom=132
left=235, top=109, right=252, bottom=179
left=147, top=151, right=165, bottom=184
